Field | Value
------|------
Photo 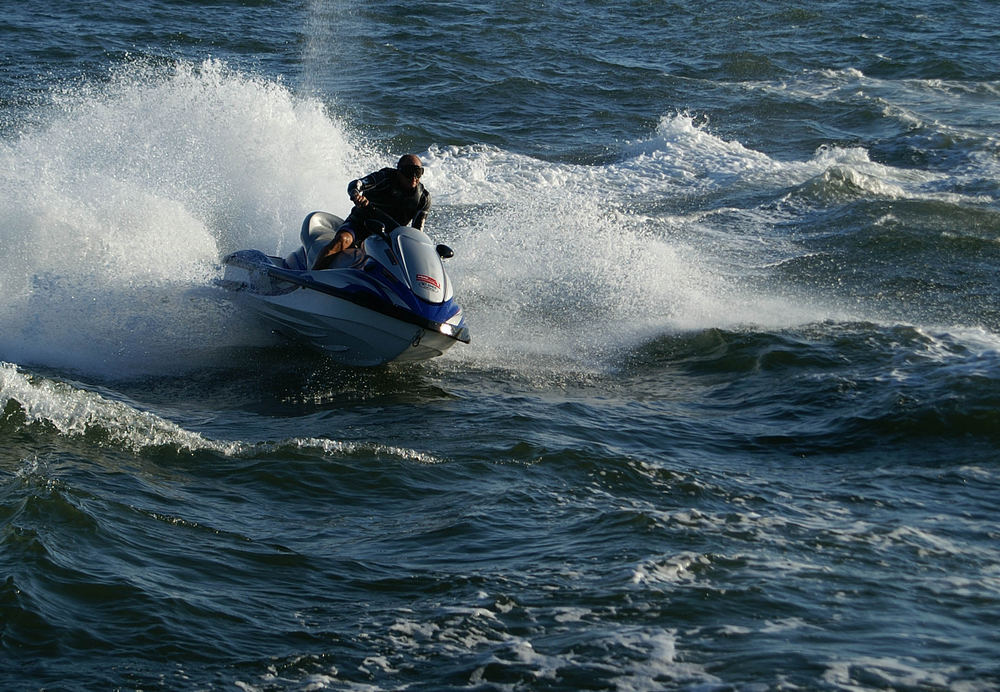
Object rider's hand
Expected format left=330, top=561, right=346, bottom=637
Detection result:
left=353, top=193, right=369, bottom=207
left=329, top=231, right=353, bottom=255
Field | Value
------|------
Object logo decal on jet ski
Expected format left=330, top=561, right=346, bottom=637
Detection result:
left=416, top=274, right=441, bottom=290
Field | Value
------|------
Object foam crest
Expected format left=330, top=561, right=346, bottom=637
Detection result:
left=620, top=114, right=790, bottom=192
left=0, top=361, right=221, bottom=452
left=0, top=362, right=445, bottom=464
left=631, top=553, right=709, bottom=585
left=620, top=115, right=988, bottom=207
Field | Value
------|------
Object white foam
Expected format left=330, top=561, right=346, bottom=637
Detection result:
left=607, top=629, right=720, bottom=691
left=631, top=552, right=708, bottom=585
left=822, top=656, right=968, bottom=691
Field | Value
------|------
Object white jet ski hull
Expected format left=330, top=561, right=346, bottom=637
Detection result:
left=230, top=275, right=460, bottom=366
left=220, top=212, right=469, bottom=367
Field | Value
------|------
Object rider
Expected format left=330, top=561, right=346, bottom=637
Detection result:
left=314, top=154, right=431, bottom=269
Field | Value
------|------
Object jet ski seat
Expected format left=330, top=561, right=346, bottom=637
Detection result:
left=283, top=211, right=362, bottom=271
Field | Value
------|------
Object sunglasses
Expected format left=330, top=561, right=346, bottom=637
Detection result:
left=398, top=164, right=424, bottom=179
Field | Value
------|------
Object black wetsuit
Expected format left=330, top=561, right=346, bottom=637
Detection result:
left=342, top=168, right=431, bottom=244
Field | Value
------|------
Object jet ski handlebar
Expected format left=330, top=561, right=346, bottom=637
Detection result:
left=363, top=207, right=453, bottom=259
left=363, top=207, right=403, bottom=239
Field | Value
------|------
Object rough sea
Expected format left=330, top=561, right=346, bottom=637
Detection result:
left=2, top=1, right=998, bottom=689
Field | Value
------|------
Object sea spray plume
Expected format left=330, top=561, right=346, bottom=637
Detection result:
left=422, top=135, right=842, bottom=373
left=40, top=58, right=363, bottom=250
left=0, top=59, right=369, bottom=377
left=422, top=144, right=728, bottom=371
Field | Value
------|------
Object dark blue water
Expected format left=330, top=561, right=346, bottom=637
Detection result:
left=2, top=1, right=999, bottom=689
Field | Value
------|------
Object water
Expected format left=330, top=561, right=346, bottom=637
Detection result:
left=2, top=1, right=999, bottom=689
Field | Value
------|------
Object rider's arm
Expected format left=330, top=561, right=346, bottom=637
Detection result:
left=412, top=190, right=431, bottom=230
left=347, top=169, right=393, bottom=205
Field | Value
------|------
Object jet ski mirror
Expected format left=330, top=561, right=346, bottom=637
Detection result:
left=436, top=244, right=454, bottom=259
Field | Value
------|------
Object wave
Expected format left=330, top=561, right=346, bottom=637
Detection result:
left=621, top=117, right=994, bottom=206
left=624, top=322, right=1000, bottom=448
left=0, top=362, right=443, bottom=463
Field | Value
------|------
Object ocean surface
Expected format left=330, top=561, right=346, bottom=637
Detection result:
left=2, top=1, right=999, bottom=689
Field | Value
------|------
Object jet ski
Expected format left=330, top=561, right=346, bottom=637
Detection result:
left=219, top=210, right=470, bottom=366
